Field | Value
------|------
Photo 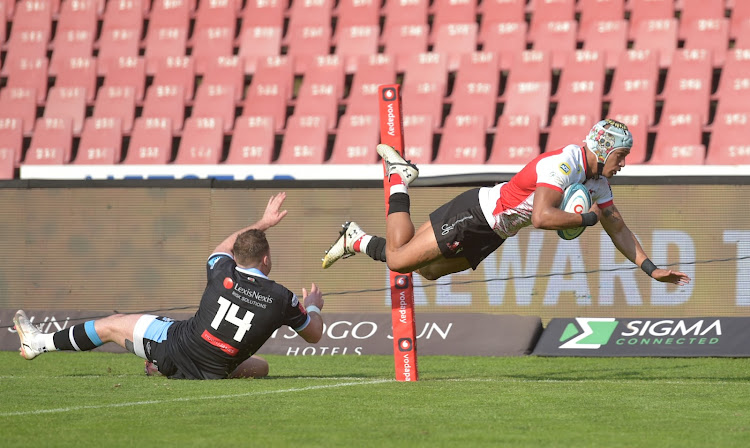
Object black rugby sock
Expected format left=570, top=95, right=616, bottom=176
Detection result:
left=365, top=236, right=387, bottom=262
left=52, top=321, right=104, bottom=351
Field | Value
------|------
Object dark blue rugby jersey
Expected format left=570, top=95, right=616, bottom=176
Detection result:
left=166, top=253, right=309, bottom=378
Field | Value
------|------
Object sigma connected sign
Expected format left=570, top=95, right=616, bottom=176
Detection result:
left=533, top=317, right=750, bottom=356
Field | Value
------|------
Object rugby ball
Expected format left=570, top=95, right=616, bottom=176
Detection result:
left=557, top=183, right=592, bottom=241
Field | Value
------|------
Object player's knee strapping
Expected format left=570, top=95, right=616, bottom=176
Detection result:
left=52, top=321, right=104, bottom=351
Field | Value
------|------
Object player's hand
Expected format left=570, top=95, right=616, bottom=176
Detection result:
left=651, top=269, right=691, bottom=286
left=261, top=192, right=288, bottom=228
left=302, top=283, right=324, bottom=310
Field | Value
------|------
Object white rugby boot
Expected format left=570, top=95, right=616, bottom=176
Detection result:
left=13, top=310, right=45, bottom=360
left=322, top=221, right=364, bottom=269
left=376, top=144, right=419, bottom=186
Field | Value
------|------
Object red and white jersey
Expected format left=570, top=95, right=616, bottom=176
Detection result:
left=479, top=144, right=615, bottom=239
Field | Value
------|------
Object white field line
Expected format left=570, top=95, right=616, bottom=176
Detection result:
left=0, top=378, right=393, bottom=417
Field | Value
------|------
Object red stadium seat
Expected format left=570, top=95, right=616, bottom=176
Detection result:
left=546, top=114, right=593, bottom=151
left=433, top=23, right=479, bottom=71
left=55, top=57, right=97, bottom=103
left=528, top=0, right=575, bottom=39
left=730, top=0, right=750, bottom=39
left=24, top=118, right=74, bottom=165
left=503, top=51, right=552, bottom=126
left=609, top=113, right=648, bottom=164
left=0, top=147, right=15, bottom=179
left=253, top=56, right=295, bottom=101
left=0, top=0, right=13, bottom=20
left=93, top=86, right=137, bottom=134
left=383, top=24, right=430, bottom=72
left=56, top=0, right=97, bottom=36
left=716, top=50, right=750, bottom=117
left=449, top=52, right=500, bottom=128
left=103, top=56, right=146, bottom=101
left=650, top=113, right=706, bottom=165
left=286, top=24, right=333, bottom=74
left=337, top=0, right=380, bottom=27
left=303, top=55, right=346, bottom=100
left=192, top=84, right=236, bottom=132
left=402, top=52, right=450, bottom=95
left=175, top=117, right=225, bottom=164
left=101, top=0, right=145, bottom=36
left=11, top=0, right=53, bottom=37
left=581, top=20, right=628, bottom=69
left=243, top=83, right=288, bottom=131
left=288, top=0, right=333, bottom=28
left=241, top=0, right=285, bottom=29
left=238, top=26, right=283, bottom=74
left=577, top=0, right=625, bottom=38
left=608, top=49, right=659, bottom=125
left=555, top=50, right=605, bottom=117
left=49, top=30, right=95, bottom=76
left=152, top=56, right=196, bottom=101
left=0, top=4, right=5, bottom=47
left=192, top=27, right=235, bottom=74
left=488, top=114, right=541, bottom=164
left=0, top=88, right=38, bottom=134
left=403, top=115, right=435, bottom=164
left=6, top=58, right=49, bottom=105
left=144, top=27, right=188, bottom=75
left=277, top=115, right=329, bottom=164
left=44, top=87, right=87, bottom=136
left=683, top=18, right=729, bottom=67
left=123, top=118, right=174, bottom=164
left=3, top=30, right=49, bottom=76
left=480, top=21, right=527, bottom=71
left=383, top=0, right=428, bottom=28
left=706, top=112, right=750, bottom=164
left=97, top=28, right=141, bottom=75
left=150, top=0, right=191, bottom=31
left=141, top=85, right=186, bottom=132
left=401, top=82, right=445, bottom=128
left=633, top=18, right=678, bottom=68
left=435, top=114, right=487, bottom=164
left=329, top=114, right=379, bottom=164
left=226, top=116, right=275, bottom=164
left=432, top=0, right=477, bottom=30
left=335, top=26, right=380, bottom=73
left=346, top=55, right=397, bottom=116
left=661, top=49, right=713, bottom=125
left=628, top=0, right=674, bottom=40
left=193, top=0, right=238, bottom=34
left=75, top=117, right=124, bottom=164
left=0, top=118, right=24, bottom=172
left=678, top=0, right=725, bottom=40
left=531, top=20, right=577, bottom=70
left=203, top=56, right=245, bottom=101
left=294, top=83, right=339, bottom=130
left=480, top=0, right=525, bottom=26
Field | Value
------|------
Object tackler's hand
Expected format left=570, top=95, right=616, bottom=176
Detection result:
left=261, top=192, right=288, bottom=228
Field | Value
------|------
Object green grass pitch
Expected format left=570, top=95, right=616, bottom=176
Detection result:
left=1, top=352, right=749, bottom=447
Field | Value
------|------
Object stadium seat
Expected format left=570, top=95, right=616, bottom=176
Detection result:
left=678, top=0, right=725, bottom=40
left=660, top=49, right=713, bottom=125
left=191, top=27, right=235, bottom=74
left=403, top=115, right=435, bottom=164
left=174, top=117, right=225, bottom=164
left=502, top=51, right=553, bottom=127
left=531, top=20, right=578, bottom=70
left=581, top=20, right=628, bottom=69
left=253, top=56, right=295, bottom=101
left=11, top=0, right=53, bottom=37
left=683, top=18, right=729, bottom=67
left=0, top=0, right=12, bottom=21
left=432, top=24, right=479, bottom=71
left=480, top=0, right=525, bottom=26
left=3, top=31, right=49, bottom=76
left=402, top=52, right=450, bottom=96
left=193, top=0, right=238, bottom=34
left=123, top=117, right=174, bottom=164
left=226, top=116, right=276, bottom=164
left=7, top=58, right=49, bottom=105
left=150, top=0, right=191, bottom=31
left=449, top=52, right=500, bottom=128
left=633, top=18, right=678, bottom=68
left=608, top=113, right=648, bottom=164
left=383, top=0, right=428, bottom=28
left=97, top=28, right=141, bottom=75
left=43, top=87, right=87, bottom=136
left=49, top=30, right=95, bottom=76
left=649, top=113, right=706, bottom=164
left=346, top=55, right=397, bottom=116
left=54, top=57, right=97, bottom=103
left=487, top=114, right=541, bottom=164
left=734, top=20, right=750, bottom=50
left=706, top=112, right=750, bottom=164
left=0, top=3, right=5, bottom=47
left=555, top=50, right=605, bottom=118
left=607, top=49, right=659, bottom=125
left=243, top=83, right=288, bottom=131
left=432, top=0, right=477, bottom=29
left=335, top=26, right=380, bottom=73
left=479, top=21, right=527, bottom=71
left=286, top=25, right=333, bottom=74
left=141, top=85, right=186, bottom=132
left=191, top=84, right=237, bottom=132
left=528, top=0, right=576, bottom=39
left=546, top=114, right=593, bottom=151
left=337, top=0, right=380, bottom=27
left=24, top=118, right=74, bottom=165
left=383, top=24, right=430, bottom=73
left=93, top=86, right=137, bottom=134
left=288, top=0, right=333, bottom=28
left=0, top=117, right=24, bottom=172
left=277, top=115, right=328, bottom=164
left=152, top=56, right=196, bottom=101
left=144, top=27, right=188, bottom=75
left=303, top=55, right=346, bottom=100
left=103, top=57, right=147, bottom=101
left=294, top=83, right=340, bottom=130
left=0, top=88, right=38, bottom=134
left=715, top=49, right=750, bottom=117
left=74, top=117, right=124, bottom=164
left=238, top=26, right=283, bottom=74
left=56, top=0, right=98, bottom=36
left=328, top=114, right=379, bottom=164
left=435, top=114, right=487, bottom=164
left=203, top=56, right=245, bottom=101
left=241, top=0, right=285, bottom=29
left=401, top=82, right=445, bottom=128
left=628, top=0, right=675, bottom=40
left=730, top=0, right=750, bottom=39
left=577, top=0, right=625, bottom=38
left=101, top=0, right=145, bottom=36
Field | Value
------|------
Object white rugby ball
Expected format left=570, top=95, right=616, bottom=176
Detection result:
left=557, top=183, right=592, bottom=241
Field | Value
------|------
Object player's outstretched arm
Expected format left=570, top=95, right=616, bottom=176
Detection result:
left=298, top=283, right=324, bottom=343
left=212, top=192, right=288, bottom=255
left=599, top=204, right=691, bottom=285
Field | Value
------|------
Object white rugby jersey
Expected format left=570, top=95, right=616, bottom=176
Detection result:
left=478, top=144, right=615, bottom=239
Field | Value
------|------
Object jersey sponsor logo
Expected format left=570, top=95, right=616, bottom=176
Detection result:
left=559, top=162, right=571, bottom=175
left=441, top=215, right=473, bottom=236
left=200, top=329, right=239, bottom=356
left=291, top=294, right=299, bottom=307
left=223, top=277, right=234, bottom=289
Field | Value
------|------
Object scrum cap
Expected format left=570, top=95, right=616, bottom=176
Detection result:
left=584, top=118, right=633, bottom=164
